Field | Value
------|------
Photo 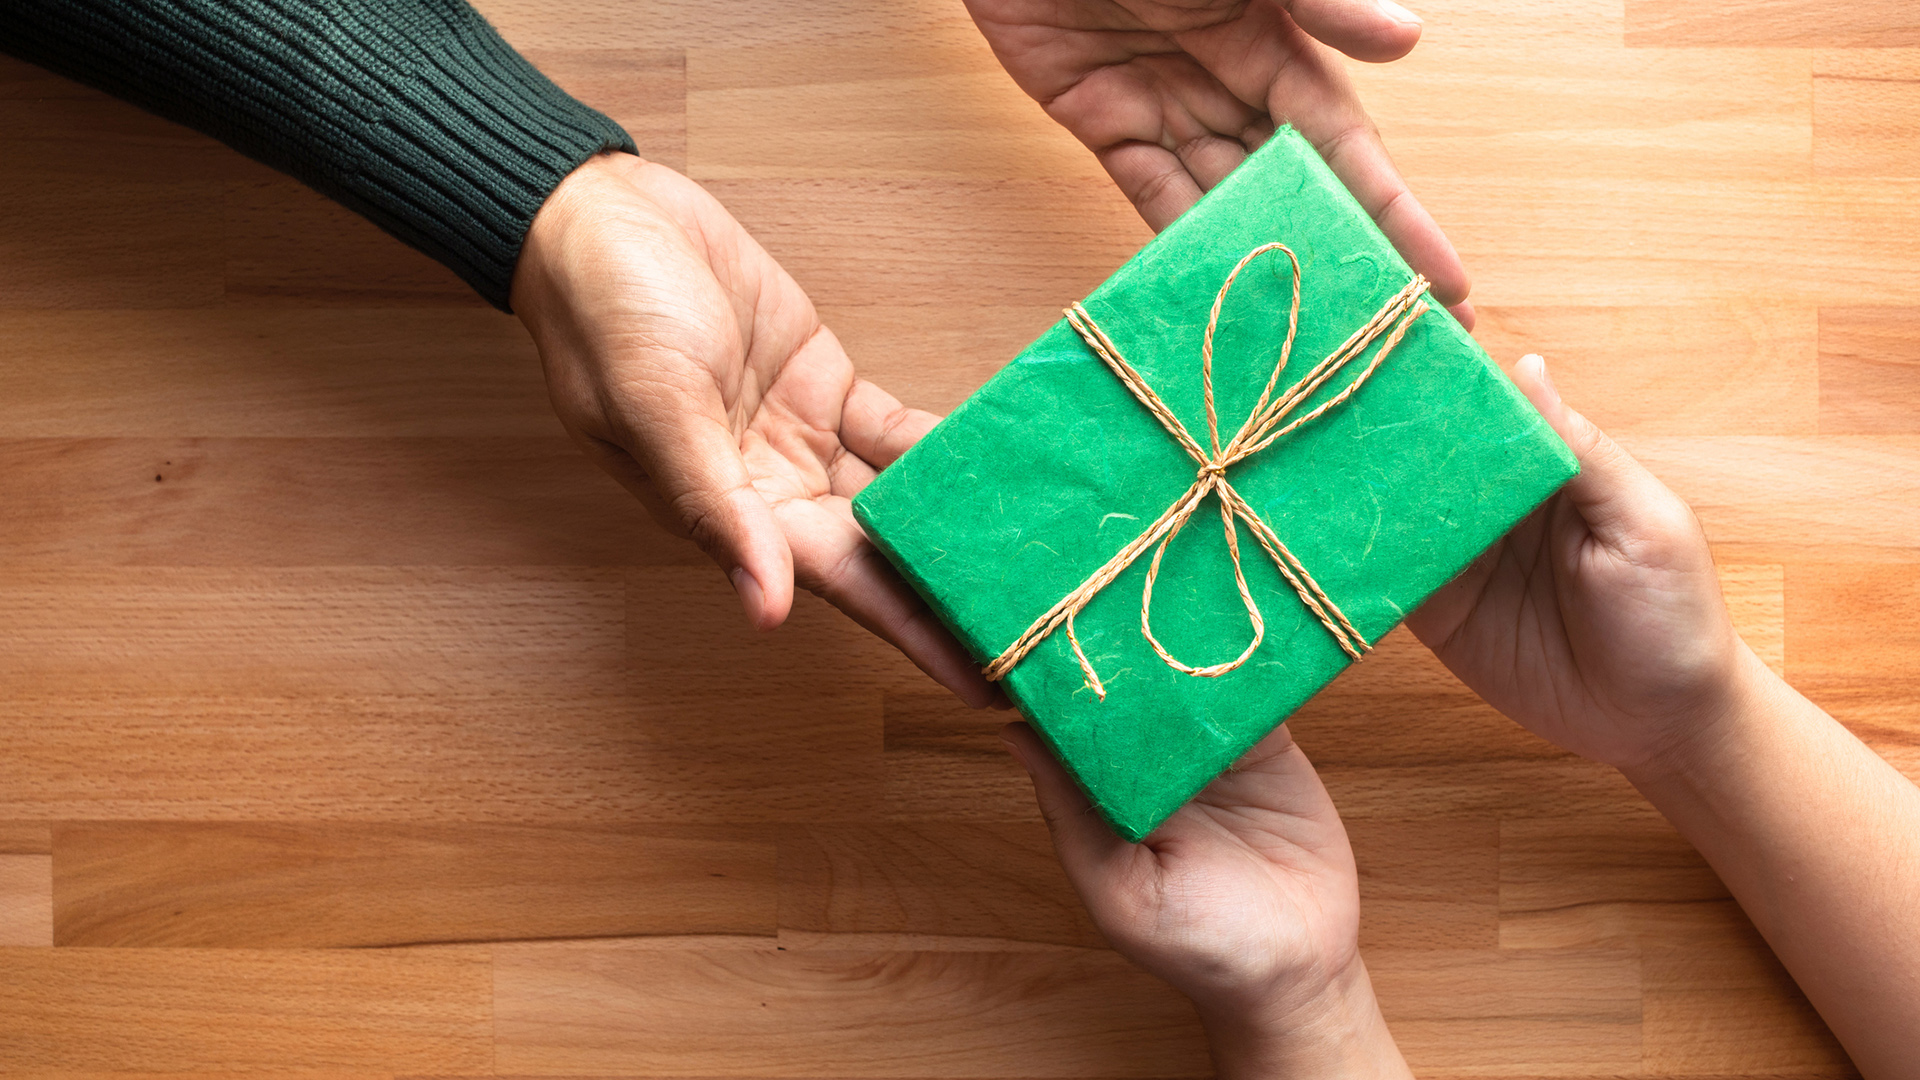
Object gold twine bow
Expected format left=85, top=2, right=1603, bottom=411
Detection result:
left=981, top=243, right=1431, bottom=699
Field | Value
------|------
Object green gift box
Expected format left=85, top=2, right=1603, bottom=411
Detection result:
left=852, top=127, right=1578, bottom=841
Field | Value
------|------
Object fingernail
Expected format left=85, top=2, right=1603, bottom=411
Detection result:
left=728, top=567, right=767, bottom=626
left=1520, top=353, right=1561, bottom=404
left=1378, top=0, right=1422, bottom=24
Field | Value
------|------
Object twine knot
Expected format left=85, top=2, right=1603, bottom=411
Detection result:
left=981, top=242, right=1431, bottom=700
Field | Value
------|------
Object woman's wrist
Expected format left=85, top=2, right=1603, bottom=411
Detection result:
left=1194, top=957, right=1412, bottom=1080
left=1617, top=642, right=1784, bottom=795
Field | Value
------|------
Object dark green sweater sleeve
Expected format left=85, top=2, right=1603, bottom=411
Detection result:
left=0, top=0, right=636, bottom=310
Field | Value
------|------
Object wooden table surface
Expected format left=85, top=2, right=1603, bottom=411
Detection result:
left=2, top=0, right=1915, bottom=1074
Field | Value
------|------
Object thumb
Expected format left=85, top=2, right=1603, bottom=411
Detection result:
left=1001, top=722, right=1130, bottom=876
left=639, top=411, right=796, bottom=630
left=1511, top=353, right=1693, bottom=552
left=1284, top=0, right=1423, bottom=63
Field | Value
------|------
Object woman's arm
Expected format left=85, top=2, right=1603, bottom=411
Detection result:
left=1626, top=655, right=1920, bottom=1072
left=1410, top=355, right=1920, bottom=1078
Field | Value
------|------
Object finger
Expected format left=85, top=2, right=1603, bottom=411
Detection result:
left=1511, top=354, right=1692, bottom=551
left=1315, top=124, right=1472, bottom=308
left=1448, top=298, right=1477, bottom=332
left=1097, top=141, right=1206, bottom=232
left=1174, top=133, right=1249, bottom=193
left=780, top=497, right=997, bottom=707
left=637, top=406, right=796, bottom=631
left=568, top=426, right=794, bottom=630
left=1001, top=721, right=1132, bottom=869
left=1178, top=8, right=1472, bottom=306
left=840, top=379, right=941, bottom=470
left=1283, top=0, right=1424, bottom=64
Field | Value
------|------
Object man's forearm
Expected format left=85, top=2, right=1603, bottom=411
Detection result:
left=0, top=0, right=633, bottom=309
left=1625, top=645, right=1920, bottom=1078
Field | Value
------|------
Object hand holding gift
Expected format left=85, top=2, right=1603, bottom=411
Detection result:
left=963, top=0, right=1473, bottom=325
left=512, top=154, right=995, bottom=706
left=1004, top=719, right=1413, bottom=1079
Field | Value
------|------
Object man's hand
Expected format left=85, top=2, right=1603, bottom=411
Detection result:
left=1406, top=355, right=1751, bottom=774
left=965, top=0, right=1473, bottom=327
left=1004, top=722, right=1411, bottom=1078
left=511, top=153, right=995, bottom=707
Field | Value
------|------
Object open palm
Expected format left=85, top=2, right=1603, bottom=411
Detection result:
left=511, top=153, right=993, bottom=705
left=965, top=0, right=1473, bottom=325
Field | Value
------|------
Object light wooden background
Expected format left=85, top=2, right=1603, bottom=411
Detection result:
left=1, top=0, right=1915, bottom=1074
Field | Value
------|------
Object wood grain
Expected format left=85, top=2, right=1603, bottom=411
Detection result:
left=1626, top=0, right=1919, bottom=47
left=778, top=823, right=1102, bottom=948
left=53, top=823, right=778, bottom=947
left=1819, top=307, right=1920, bottom=434
left=2, top=0, right=1908, bottom=1073
left=0, top=854, right=54, bottom=946
left=0, top=310, right=558, bottom=438
left=0, top=439, right=685, bottom=566
left=1471, top=305, right=1817, bottom=436
left=493, top=947, right=1209, bottom=1076
left=0, top=948, right=491, bottom=1071
left=1815, top=70, right=1920, bottom=178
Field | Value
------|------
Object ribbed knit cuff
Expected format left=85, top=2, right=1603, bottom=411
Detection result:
left=1, top=0, right=637, bottom=310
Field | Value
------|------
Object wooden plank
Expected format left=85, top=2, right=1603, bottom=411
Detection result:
left=0, top=823, right=52, bottom=854
left=819, top=303, right=1055, bottom=415
left=0, top=309, right=556, bottom=438
left=1786, top=562, right=1920, bottom=686
left=1349, top=817, right=1499, bottom=951
left=628, top=568, right=929, bottom=700
left=54, top=823, right=777, bottom=947
left=0, top=179, right=222, bottom=309
left=0, top=438, right=687, bottom=566
left=1368, top=948, right=1641, bottom=1075
left=0, top=855, right=53, bottom=947
left=1425, top=178, right=1920, bottom=308
left=0, top=949, right=490, bottom=1071
left=1819, top=307, right=1920, bottom=434
left=493, top=947, right=1208, bottom=1076
left=221, top=176, right=484, bottom=307
left=1470, top=305, right=1818, bottom=436
left=705, top=178, right=1152, bottom=310
left=1354, top=44, right=1812, bottom=183
left=1785, top=562, right=1920, bottom=746
left=882, top=691, right=1035, bottom=823
left=0, top=98, right=230, bottom=182
left=528, top=49, right=688, bottom=172
left=1815, top=72, right=1920, bottom=178
left=688, top=43, right=1093, bottom=181
left=1626, top=0, right=1919, bottom=47
left=1622, top=436, right=1920, bottom=563
left=475, top=0, right=979, bottom=51
left=0, top=692, right=882, bottom=824
left=1499, top=816, right=1728, bottom=950
left=1643, top=922, right=1853, bottom=1072
left=0, top=567, right=626, bottom=695
left=778, top=824, right=1102, bottom=948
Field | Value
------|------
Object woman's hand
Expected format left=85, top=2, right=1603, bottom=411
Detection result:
left=964, top=0, right=1473, bottom=326
left=1406, top=355, right=1755, bottom=774
left=1003, top=721, right=1411, bottom=1078
left=511, top=153, right=995, bottom=707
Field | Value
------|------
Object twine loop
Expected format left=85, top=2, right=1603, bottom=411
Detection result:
left=981, top=242, right=1431, bottom=700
